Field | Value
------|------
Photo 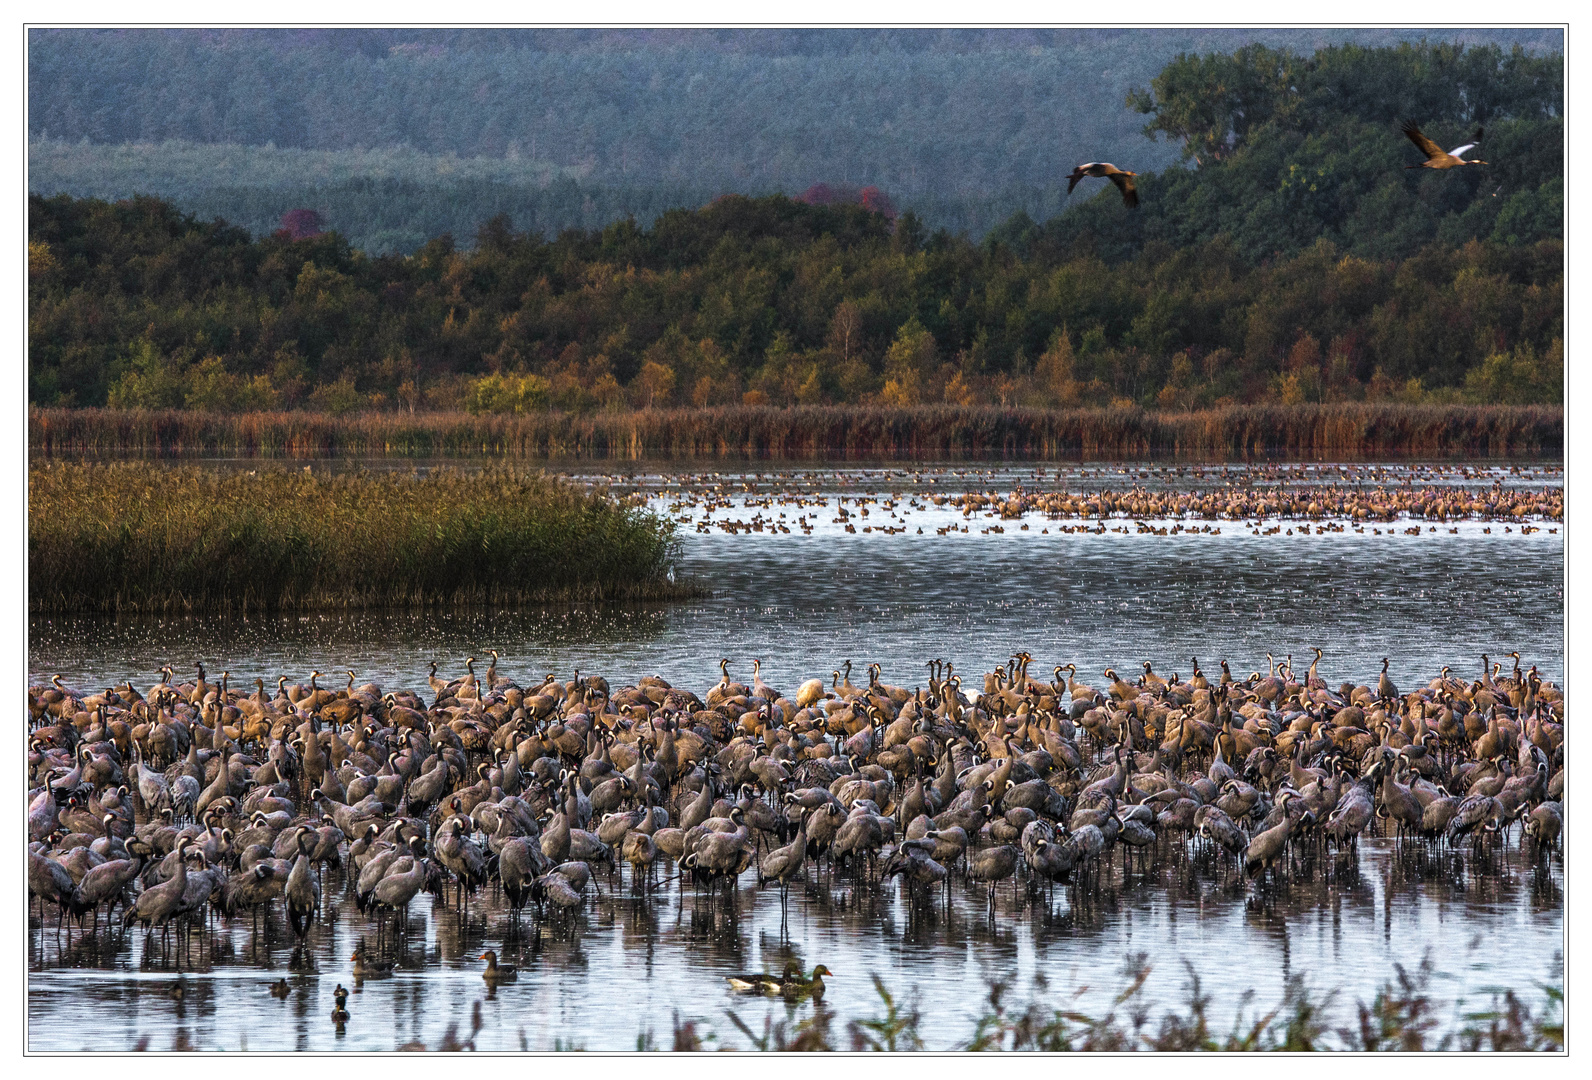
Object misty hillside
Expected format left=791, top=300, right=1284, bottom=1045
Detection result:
left=28, top=27, right=1561, bottom=249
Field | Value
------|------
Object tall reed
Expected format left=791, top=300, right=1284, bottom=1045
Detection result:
left=28, top=462, right=690, bottom=613
left=29, top=403, right=1562, bottom=460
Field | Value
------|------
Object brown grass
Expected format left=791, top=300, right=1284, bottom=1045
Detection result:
left=29, top=403, right=1562, bottom=460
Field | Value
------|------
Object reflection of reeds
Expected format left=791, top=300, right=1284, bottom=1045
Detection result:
left=28, top=462, right=691, bottom=613
left=30, top=403, right=1562, bottom=460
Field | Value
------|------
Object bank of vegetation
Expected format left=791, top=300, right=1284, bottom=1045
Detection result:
left=28, top=462, right=691, bottom=613
left=28, top=403, right=1562, bottom=460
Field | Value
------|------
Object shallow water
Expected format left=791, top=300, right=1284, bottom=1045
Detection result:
left=26, top=835, right=1565, bottom=1052
left=26, top=459, right=1565, bottom=1051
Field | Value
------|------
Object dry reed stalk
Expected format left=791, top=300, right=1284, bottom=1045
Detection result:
left=29, top=404, right=1562, bottom=460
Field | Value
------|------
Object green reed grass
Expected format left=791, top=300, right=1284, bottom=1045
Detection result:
left=29, top=403, right=1562, bottom=460
left=28, top=462, right=692, bottom=613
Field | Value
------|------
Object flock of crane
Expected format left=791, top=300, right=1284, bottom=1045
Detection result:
left=29, top=647, right=1562, bottom=990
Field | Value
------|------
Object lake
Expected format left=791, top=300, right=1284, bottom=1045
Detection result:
left=27, top=459, right=1564, bottom=1051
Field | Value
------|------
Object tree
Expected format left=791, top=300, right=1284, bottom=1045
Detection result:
left=1033, top=329, right=1082, bottom=407
left=277, top=208, right=325, bottom=239
left=106, top=337, right=186, bottom=409
left=1127, top=44, right=1296, bottom=164
left=635, top=359, right=675, bottom=407
left=827, top=301, right=863, bottom=365
left=880, top=317, right=935, bottom=405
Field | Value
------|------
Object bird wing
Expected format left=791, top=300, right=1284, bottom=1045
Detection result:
left=1110, top=172, right=1139, bottom=208
left=1066, top=168, right=1083, bottom=195
left=1402, top=123, right=1445, bottom=161
left=1447, top=143, right=1477, bottom=158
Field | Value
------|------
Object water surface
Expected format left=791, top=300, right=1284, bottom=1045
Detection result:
left=27, top=836, right=1564, bottom=1051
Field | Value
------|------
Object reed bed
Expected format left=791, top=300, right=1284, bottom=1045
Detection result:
left=28, top=462, right=691, bottom=613
left=29, top=403, right=1563, bottom=460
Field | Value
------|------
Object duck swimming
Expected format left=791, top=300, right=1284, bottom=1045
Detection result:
left=780, top=964, right=833, bottom=1000
left=727, top=960, right=800, bottom=994
left=480, top=949, right=518, bottom=983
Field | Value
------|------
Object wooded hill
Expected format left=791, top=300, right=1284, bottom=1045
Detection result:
left=28, top=40, right=1561, bottom=413
left=28, top=29, right=1559, bottom=249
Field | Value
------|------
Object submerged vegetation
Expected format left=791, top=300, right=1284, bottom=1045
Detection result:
left=27, top=462, right=688, bottom=612
left=29, top=403, right=1563, bottom=459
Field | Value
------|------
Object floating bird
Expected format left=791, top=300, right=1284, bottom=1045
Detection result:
left=352, top=941, right=393, bottom=979
left=269, top=978, right=290, bottom=999
left=727, top=961, right=799, bottom=994
left=726, top=972, right=779, bottom=994
left=1066, top=162, right=1138, bottom=207
left=480, top=949, right=518, bottom=983
left=1402, top=123, right=1487, bottom=170
left=330, top=984, right=350, bottom=1023
left=779, top=964, right=833, bottom=1000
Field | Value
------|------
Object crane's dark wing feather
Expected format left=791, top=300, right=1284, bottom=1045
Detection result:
left=1401, top=122, right=1445, bottom=160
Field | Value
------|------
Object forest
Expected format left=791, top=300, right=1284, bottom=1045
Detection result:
left=28, top=39, right=1562, bottom=414
left=28, top=28, right=1559, bottom=251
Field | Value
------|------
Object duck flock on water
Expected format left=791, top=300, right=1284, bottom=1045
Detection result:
left=28, top=648, right=1564, bottom=989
